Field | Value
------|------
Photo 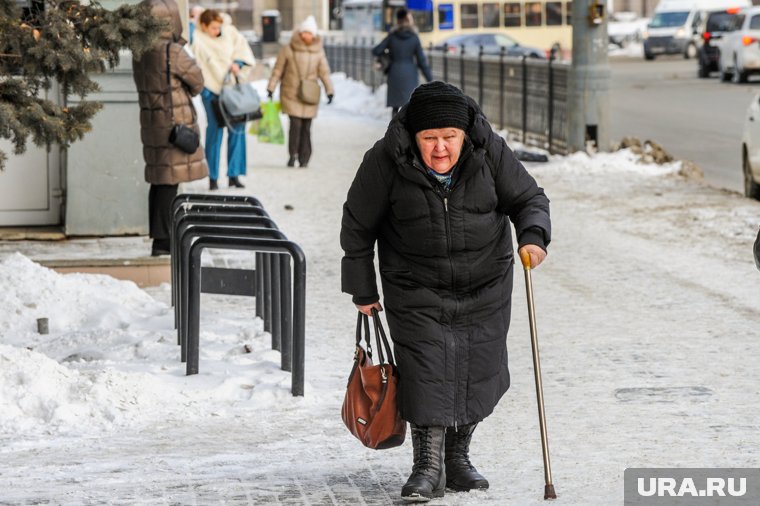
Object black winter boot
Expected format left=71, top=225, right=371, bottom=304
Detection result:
left=229, top=176, right=245, bottom=188
left=401, top=425, right=446, bottom=502
left=445, top=423, right=489, bottom=491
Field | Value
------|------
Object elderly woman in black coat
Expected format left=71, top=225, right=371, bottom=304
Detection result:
left=340, top=82, right=551, bottom=502
left=372, top=8, right=433, bottom=116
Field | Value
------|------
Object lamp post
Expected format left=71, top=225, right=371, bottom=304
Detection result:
left=567, top=0, right=611, bottom=152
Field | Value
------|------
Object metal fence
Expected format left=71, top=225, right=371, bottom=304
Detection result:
left=324, top=40, right=570, bottom=154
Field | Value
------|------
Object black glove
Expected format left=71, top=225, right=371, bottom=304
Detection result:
left=327, top=94, right=333, bottom=104
left=267, top=90, right=273, bottom=99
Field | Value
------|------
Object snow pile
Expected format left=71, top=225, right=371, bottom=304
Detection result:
left=0, top=344, right=176, bottom=434
left=550, top=148, right=683, bottom=177
left=321, top=73, right=390, bottom=121
left=0, top=253, right=305, bottom=436
left=0, top=253, right=158, bottom=335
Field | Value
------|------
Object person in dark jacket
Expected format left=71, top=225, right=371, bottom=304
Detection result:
left=340, top=81, right=551, bottom=502
left=372, top=8, right=433, bottom=116
left=133, top=0, right=208, bottom=256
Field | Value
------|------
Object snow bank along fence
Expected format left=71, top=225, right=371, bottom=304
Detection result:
left=324, top=40, right=570, bottom=154
left=171, top=194, right=307, bottom=396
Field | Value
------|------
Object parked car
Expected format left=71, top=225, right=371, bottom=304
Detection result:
left=696, top=7, right=744, bottom=77
left=741, top=92, right=760, bottom=199
left=432, top=33, right=546, bottom=58
left=717, top=5, right=760, bottom=82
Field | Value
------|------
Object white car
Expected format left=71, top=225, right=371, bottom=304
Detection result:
left=717, top=5, right=760, bottom=82
left=741, top=92, right=760, bottom=199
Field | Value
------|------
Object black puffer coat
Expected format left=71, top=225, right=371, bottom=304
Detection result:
left=340, top=100, right=551, bottom=427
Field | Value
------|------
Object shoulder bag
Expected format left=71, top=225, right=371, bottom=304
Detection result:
left=341, top=308, right=406, bottom=450
left=296, top=51, right=321, bottom=105
left=218, top=71, right=263, bottom=129
left=165, top=42, right=200, bottom=154
left=211, top=72, right=262, bottom=129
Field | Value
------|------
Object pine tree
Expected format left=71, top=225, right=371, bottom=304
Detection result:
left=0, top=0, right=166, bottom=169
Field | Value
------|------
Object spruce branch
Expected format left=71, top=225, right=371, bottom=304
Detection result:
left=0, top=0, right=166, bottom=170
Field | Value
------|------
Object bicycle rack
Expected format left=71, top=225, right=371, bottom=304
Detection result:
left=184, top=235, right=306, bottom=396
left=171, top=193, right=305, bottom=396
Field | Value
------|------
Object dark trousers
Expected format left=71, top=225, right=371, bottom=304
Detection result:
left=148, top=184, right=178, bottom=245
left=288, top=116, right=313, bottom=165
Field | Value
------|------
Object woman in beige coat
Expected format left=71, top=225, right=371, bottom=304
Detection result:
left=266, top=16, right=334, bottom=168
left=133, top=0, right=207, bottom=256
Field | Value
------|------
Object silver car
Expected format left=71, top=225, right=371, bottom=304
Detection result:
left=433, top=33, right=546, bottom=58
left=717, top=6, right=760, bottom=82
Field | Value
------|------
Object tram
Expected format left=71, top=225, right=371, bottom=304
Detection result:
left=340, top=0, right=572, bottom=51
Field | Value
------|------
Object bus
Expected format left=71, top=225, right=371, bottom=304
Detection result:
left=340, top=0, right=572, bottom=51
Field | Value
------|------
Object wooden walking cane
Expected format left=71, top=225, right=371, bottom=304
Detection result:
left=519, top=249, right=557, bottom=500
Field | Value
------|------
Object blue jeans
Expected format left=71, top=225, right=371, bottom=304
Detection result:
left=201, top=88, right=247, bottom=181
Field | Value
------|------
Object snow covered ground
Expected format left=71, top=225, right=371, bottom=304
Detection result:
left=1, top=75, right=760, bottom=505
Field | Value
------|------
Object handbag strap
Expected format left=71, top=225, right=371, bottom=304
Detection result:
left=165, top=42, right=197, bottom=124
left=295, top=49, right=313, bottom=82
left=222, top=71, right=242, bottom=86
left=370, top=307, right=395, bottom=366
left=355, top=312, right=373, bottom=360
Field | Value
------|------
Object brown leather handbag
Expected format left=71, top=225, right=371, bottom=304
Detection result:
left=341, top=309, right=406, bottom=449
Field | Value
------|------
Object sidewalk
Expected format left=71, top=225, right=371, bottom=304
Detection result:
left=1, top=77, right=760, bottom=505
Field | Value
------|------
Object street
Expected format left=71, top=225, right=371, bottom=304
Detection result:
left=610, top=56, right=760, bottom=194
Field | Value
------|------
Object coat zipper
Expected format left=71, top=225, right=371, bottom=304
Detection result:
left=438, top=186, right=459, bottom=429
left=415, top=158, right=463, bottom=429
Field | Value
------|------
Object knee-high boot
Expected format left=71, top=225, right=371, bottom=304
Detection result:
left=401, top=425, right=446, bottom=502
left=445, top=423, right=489, bottom=491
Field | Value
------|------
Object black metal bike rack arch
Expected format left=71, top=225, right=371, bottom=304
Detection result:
left=176, top=225, right=287, bottom=362
left=171, top=211, right=277, bottom=325
left=185, top=235, right=306, bottom=396
left=171, top=193, right=306, bottom=396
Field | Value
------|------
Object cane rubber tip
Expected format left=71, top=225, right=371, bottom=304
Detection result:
left=544, top=484, right=557, bottom=500
left=520, top=249, right=532, bottom=269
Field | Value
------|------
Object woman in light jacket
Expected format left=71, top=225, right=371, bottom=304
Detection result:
left=132, top=0, right=208, bottom=256
left=191, top=9, right=255, bottom=189
left=266, top=16, right=334, bottom=168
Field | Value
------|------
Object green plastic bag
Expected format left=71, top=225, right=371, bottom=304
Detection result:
left=254, top=100, right=284, bottom=144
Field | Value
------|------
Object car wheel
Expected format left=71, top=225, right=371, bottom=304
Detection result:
left=732, top=56, right=748, bottom=83
left=644, top=51, right=655, bottom=60
left=720, top=68, right=732, bottom=81
left=684, top=43, right=697, bottom=59
left=698, top=59, right=709, bottom=78
left=743, top=149, right=760, bottom=200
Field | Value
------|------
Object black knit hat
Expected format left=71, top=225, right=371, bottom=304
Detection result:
left=405, top=81, right=471, bottom=135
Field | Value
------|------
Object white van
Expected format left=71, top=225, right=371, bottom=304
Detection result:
left=643, top=0, right=751, bottom=59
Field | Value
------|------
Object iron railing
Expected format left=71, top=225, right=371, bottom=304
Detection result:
left=324, top=39, right=570, bottom=154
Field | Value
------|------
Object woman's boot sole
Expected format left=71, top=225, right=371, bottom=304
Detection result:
left=445, top=482, right=489, bottom=492
left=401, top=489, right=445, bottom=502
